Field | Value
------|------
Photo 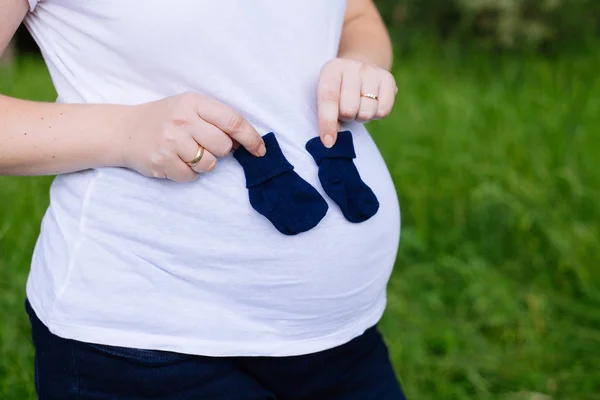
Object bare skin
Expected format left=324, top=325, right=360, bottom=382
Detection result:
left=317, top=0, right=397, bottom=147
left=0, top=0, right=395, bottom=180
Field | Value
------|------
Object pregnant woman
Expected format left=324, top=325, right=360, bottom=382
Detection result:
left=0, top=0, right=403, bottom=398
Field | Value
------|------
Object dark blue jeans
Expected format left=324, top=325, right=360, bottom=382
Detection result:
left=26, top=300, right=405, bottom=399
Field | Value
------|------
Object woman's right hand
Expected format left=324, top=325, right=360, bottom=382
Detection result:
left=121, top=92, right=266, bottom=182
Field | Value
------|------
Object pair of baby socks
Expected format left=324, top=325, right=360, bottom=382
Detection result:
left=233, top=131, right=379, bottom=235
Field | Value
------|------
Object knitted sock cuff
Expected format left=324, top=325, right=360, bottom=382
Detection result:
left=233, top=132, right=294, bottom=188
left=305, top=131, right=356, bottom=165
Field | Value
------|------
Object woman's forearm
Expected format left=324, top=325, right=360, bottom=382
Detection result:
left=0, top=95, right=131, bottom=176
left=339, top=1, right=393, bottom=70
left=0, top=92, right=267, bottom=180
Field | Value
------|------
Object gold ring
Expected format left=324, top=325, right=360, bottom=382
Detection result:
left=361, top=93, right=378, bottom=101
left=187, top=145, right=205, bottom=167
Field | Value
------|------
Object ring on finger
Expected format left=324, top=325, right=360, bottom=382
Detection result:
left=187, top=144, right=205, bottom=167
left=361, top=93, right=379, bottom=101
left=358, top=92, right=379, bottom=120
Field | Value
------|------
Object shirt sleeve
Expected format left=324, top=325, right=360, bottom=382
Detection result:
left=28, top=0, right=44, bottom=12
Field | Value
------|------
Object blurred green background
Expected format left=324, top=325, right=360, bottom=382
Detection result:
left=1, top=1, right=600, bottom=399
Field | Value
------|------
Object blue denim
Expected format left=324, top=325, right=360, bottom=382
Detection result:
left=26, top=300, right=406, bottom=399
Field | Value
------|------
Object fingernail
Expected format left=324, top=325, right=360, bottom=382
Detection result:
left=323, top=134, right=334, bottom=148
left=257, top=143, right=267, bottom=157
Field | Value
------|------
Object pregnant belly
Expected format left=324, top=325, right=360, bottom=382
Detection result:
left=47, top=126, right=400, bottom=329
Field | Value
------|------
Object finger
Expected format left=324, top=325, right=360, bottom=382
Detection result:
left=338, top=68, right=361, bottom=122
left=318, top=67, right=342, bottom=148
left=190, top=119, right=233, bottom=157
left=194, top=96, right=265, bottom=157
left=357, top=70, right=381, bottom=123
left=375, top=73, right=397, bottom=120
left=190, top=149, right=217, bottom=174
left=178, top=135, right=218, bottom=173
left=164, top=160, right=200, bottom=183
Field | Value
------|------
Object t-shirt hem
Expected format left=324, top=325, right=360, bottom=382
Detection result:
left=26, top=296, right=387, bottom=357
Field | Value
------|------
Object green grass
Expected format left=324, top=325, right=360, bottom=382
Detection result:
left=1, top=48, right=599, bottom=399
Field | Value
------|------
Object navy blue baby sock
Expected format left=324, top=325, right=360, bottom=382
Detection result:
left=305, top=131, right=379, bottom=223
left=233, top=133, right=328, bottom=235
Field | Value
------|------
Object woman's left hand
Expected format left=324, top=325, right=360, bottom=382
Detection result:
left=317, top=58, right=397, bottom=148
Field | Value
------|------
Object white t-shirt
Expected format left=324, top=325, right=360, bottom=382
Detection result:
left=24, top=0, right=401, bottom=357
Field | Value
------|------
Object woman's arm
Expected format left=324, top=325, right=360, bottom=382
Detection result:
left=0, top=0, right=27, bottom=53
left=339, top=0, right=393, bottom=71
left=1, top=94, right=266, bottom=179
left=317, top=0, right=396, bottom=147
left=0, top=3, right=137, bottom=176
left=0, top=0, right=133, bottom=176
left=0, top=96, right=138, bottom=176
left=0, top=0, right=265, bottom=179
